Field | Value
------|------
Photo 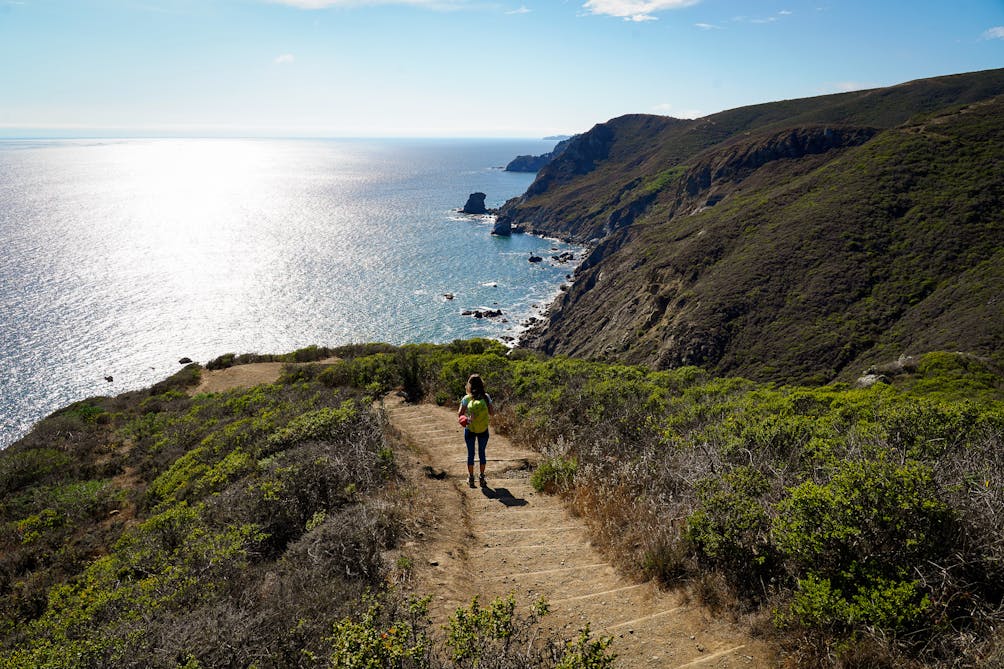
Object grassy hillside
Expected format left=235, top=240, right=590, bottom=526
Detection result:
left=0, top=360, right=398, bottom=667
left=500, top=68, right=1004, bottom=384
left=4, top=341, right=1003, bottom=666
left=319, top=341, right=1003, bottom=667
left=0, top=346, right=613, bottom=669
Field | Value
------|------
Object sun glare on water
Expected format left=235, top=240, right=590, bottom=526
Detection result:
left=0, top=137, right=573, bottom=448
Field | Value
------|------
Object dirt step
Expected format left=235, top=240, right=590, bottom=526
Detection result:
left=384, top=395, right=776, bottom=669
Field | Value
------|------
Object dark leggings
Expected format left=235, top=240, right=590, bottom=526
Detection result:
left=464, top=428, right=489, bottom=466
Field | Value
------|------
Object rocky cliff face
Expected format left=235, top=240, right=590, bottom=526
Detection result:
left=493, top=114, right=682, bottom=240
left=509, top=69, right=1004, bottom=383
left=504, top=137, right=575, bottom=173
left=680, top=125, right=879, bottom=198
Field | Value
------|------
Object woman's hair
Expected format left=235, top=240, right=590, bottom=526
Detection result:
left=466, top=374, right=486, bottom=399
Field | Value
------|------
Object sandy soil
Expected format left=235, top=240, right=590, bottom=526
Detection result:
left=188, top=358, right=340, bottom=395
left=384, top=394, right=778, bottom=669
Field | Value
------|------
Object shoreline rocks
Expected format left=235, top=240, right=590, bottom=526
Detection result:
left=461, top=308, right=505, bottom=320
left=492, top=217, right=514, bottom=236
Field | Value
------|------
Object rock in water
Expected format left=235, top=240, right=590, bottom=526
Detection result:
left=461, top=192, right=488, bottom=215
left=492, top=217, right=512, bottom=236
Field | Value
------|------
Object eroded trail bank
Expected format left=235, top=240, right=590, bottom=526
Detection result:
left=384, top=394, right=775, bottom=669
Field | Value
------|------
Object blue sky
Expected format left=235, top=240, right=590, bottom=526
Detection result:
left=1, top=0, right=1002, bottom=137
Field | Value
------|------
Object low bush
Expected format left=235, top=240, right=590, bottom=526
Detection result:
left=205, top=345, right=341, bottom=370
left=327, top=592, right=615, bottom=669
left=530, top=456, right=577, bottom=494
left=149, top=362, right=201, bottom=393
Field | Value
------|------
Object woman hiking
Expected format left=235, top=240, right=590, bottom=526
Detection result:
left=458, top=373, right=494, bottom=488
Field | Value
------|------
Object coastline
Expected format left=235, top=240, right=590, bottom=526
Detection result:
left=498, top=222, right=593, bottom=350
left=511, top=238, right=588, bottom=350
left=451, top=209, right=585, bottom=350
left=0, top=137, right=562, bottom=449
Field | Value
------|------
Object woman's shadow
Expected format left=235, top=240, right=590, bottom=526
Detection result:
left=481, top=483, right=528, bottom=507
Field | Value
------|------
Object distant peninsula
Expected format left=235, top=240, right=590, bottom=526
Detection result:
left=504, top=136, right=576, bottom=172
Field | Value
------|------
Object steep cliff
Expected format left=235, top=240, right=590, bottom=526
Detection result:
left=508, top=69, right=1004, bottom=384
left=504, top=136, right=575, bottom=172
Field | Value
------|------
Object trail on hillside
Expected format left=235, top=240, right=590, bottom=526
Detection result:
left=384, top=395, right=774, bottom=669
left=187, top=364, right=773, bottom=666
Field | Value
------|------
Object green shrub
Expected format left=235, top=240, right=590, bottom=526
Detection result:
left=554, top=624, right=616, bottom=669
left=289, top=344, right=335, bottom=363
left=328, top=594, right=432, bottom=669
left=437, top=352, right=512, bottom=403
left=15, top=508, right=64, bottom=544
left=910, top=351, right=1003, bottom=401
left=398, top=348, right=424, bottom=402
left=772, top=456, right=949, bottom=633
left=319, top=354, right=401, bottom=394
left=445, top=594, right=615, bottom=668
left=685, top=467, right=778, bottom=595
left=447, top=338, right=509, bottom=356
left=5, top=340, right=1003, bottom=667
left=60, top=402, right=108, bottom=424
left=783, top=573, right=931, bottom=633
left=0, top=448, right=72, bottom=495
left=0, top=368, right=405, bottom=667
left=149, top=363, right=201, bottom=394
left=264, top=401, right=359, bottom=453
left=445, top=593, right=522, bottom=665
left=530, top=456, right=577, bottom=494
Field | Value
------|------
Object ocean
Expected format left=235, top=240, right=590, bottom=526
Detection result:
left=0, top=138, right=579, bottom=448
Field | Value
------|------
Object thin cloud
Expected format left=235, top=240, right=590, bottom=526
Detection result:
left=695, top=22, right=721, bottom=29
left=506, top=5, right=531, bottom=14
left=982, top=26, right=1004, bottom=40
left=733, top=10, right=791, bottom=24
left=582, top=0, right=700, bottom=22
left=274, top=53, right=296, bottom=64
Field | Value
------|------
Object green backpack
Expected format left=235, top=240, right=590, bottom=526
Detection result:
left=467, top=395, right=490, bottom=433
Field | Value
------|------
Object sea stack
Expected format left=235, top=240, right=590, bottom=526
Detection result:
left=461, top=192, right=488, bottom=215
left=492, top=217, right=511, bottom=236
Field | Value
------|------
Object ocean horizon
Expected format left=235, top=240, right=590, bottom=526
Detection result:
left=0, top=137, right=580, bottom=448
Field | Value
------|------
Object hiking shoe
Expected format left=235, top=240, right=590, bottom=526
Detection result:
left=478, top=474, right=487, bottom=487
left=468, top=475, right=476, bottom=488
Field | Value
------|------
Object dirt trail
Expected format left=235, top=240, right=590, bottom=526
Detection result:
left=184, top=362, right=774, bottom=666
left=385, top=394, right=776, bottom=669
